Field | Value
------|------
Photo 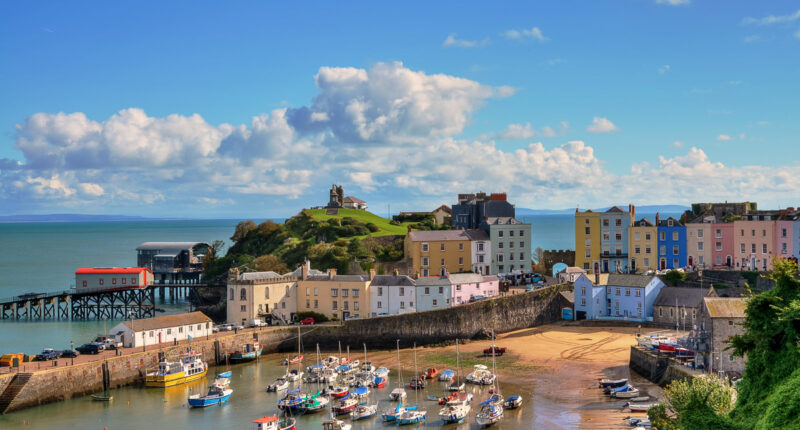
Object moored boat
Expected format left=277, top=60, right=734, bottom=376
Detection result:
left=503, top=394, right=522, bottom=409
left=188, top=379, right=233, bottom=408
left=145, top=351, right=207, bottom=388
left=331, top=395, right=359, bottom=415
left=408, top=377, right=425, bottom=390
left=252, top=415, right=296, bottom=430
left=267, top=377, right=289, bottom=392
left=390, top=387, right=407, bottom=401
left=439, top=403, right=470, bottom=424
left=91, top=393, right=113, bottom=401
left=303, top=391, right=330, bottom=413
left=230, top=340, right=262, bottom=363
left=439, top=369, right=455, bottom=382
left=285, top=369, right=303, bottom=382
left=328, top=385, right=349, bottom=399
left=397, top=409, right=427, bottom=425
left=353, top=386, right=370, bottom=402
left=374, top=367, right=389, bottom=377
left=321, top=418, right=351, bottom=430
left=372, top=376, right=386, bottom=388
left=283, top=355, right=303, bottom=366
left=351, top=403, right=378, bottom=420
left=381, top=401, right=418, bottom=422
left=476, top=404, right=503, bottom=427
left=466, top=364, right=495, bottom=385
left=421, top=367, right=438, bottom=380
left=278, top=386, right=308, bottom=412
left=217, top=371, right=232, bottom=379
left=611, top=387, right=641, bottom=399
left=598, top=378, right=627, bottom=388
left=627, top=402, right=654, bottom=412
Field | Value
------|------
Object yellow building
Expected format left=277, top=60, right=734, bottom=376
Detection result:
left=297, top=266, right=373, bottom=320
left=404, top=230, right=474, bottom=277
left=574, top=209, right=602, bottom=272
left=628, top=218, right=657, bottom=274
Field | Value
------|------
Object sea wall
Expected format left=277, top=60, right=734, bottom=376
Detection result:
left=629, top=345, right=700, bottom=386
left=292, top=284, right=573, bottom=350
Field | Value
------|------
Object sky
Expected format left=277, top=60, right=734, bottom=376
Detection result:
left=1, top=1, right=799, bottom=218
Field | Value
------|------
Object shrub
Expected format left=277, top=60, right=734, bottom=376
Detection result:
left=295, top=311, right=328, bottom=323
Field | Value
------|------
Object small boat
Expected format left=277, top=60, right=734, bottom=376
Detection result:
left=331, top=395, right=359, bottom=415
left=381, top=402, right=418, bottom=422
left=267, top=377, right=289, bottom=392
left=321, top=418, right=351, bottom=430
left=323, top=356, right=340, bottom=367
left=503, top=395, right=522, bottom=409
left=351, top=403, right=378, bottom=420
left=409, top=377, right=425, bottom=390
left=446, top=392, right=473, bottom=406
left=91, top=393, right=113, bottom=402
left=421, top=367, right=438, bottom=380
left=475, top=403, right=503, bottom=427
left=658, top=342, right=677, bottom=353
left=628, top=402, right=654, bottom=412
left=188, top=380, right=233, bottom=408
left=629, top=417, right=652, bottom=427
left=480, top=393, right=504, bottom=408
left=328, top=385, right=349, bottom=399
left=397, top=409, right=427, bottom=425
left=390, top=387, right=407, bottom=401
left=278, top=386, right=307, bottom=412
left=448, top=379, right=465, bottom=391
left=605, top=383, right=633, bottom=395
left=675, top=347, right=695, bottom=358
left=303, top=391, right=330, bottom=413
left=216, top=371, right=232, bottom=379
left=630, top=396, right=650, bottom=402
left=439, top=403, right=470, bottom=424
left=283, top=355, right=304, bottom=366
left=428, top=395, right=441, bottom=401
left=252, top=415, right=297, bottom=430
left=285, top=369, right=303, bottom=382
left=466, top=364, right=496, bottom=385
left=598, top=378, right=628, bottom=388
left=340, top=356, right=352, bottom=365
left=372, top=376, right=386, bottom=388
left=145, top=351, right=208, bottom=388
left=353, top=386, right=370, bottom=400
left=360, top=361, right=376, bottom=373
left=342, top=374, right=357, bottom=386
left=230, top=340, right=262, bottom=363
left=439, top=369, right=455, bottom=382
left=611, top=388, right=640, bottom=399
left=374, top=367, right=389, bottom=377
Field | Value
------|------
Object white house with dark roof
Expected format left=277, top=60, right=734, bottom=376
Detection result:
left=110, top=311, right=213, bottom=348
left=369, top=273, right=417, bottom=316
left=652, top=287, right=710, bottom=328
left=343, top=196, right=367, bottom=210
left=464, top=229, right=491, bottom=274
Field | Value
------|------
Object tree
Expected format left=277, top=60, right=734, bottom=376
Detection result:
left=251, top=254, right=289, bottom=274
left=662, top=269, right=687, bottom=286
left=649, top=375, right=738, bottom=429
left=202, top=240, right=226, bottom=273
left=231, top=220, right=257, bottom=243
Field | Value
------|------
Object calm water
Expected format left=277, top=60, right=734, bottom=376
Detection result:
left=0, top=215, right=588, bottom=355
left=0, top=357, right=537, bottom=429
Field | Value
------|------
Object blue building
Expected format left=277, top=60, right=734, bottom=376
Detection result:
left=452, top=192, right=515, bottom=230
left=573, top=273, right=666, bottom=322
left=600, top=205, right=633, bottom=273
left=656, top=214, right=687, bottom=270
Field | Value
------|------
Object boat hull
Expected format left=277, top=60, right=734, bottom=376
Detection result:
left=230, top=349, right=262, bottom=363
left=188, top=391, right=232, bottom=408
left=145, top=367, right=208, bottom=388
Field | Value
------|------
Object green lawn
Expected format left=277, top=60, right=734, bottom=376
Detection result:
left=304, top=208, right=412, bottom=237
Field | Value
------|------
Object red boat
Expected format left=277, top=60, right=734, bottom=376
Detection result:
left=282, top=355, right=304, bottom=365
left=421, top=367, right=438, bottom=380
left=329, top=386, right=349, bottom=398
left=483, top=345, right=507, bottom=356
left=372, top=376, right=386, bottom=388
left=331, top=397, right=358, bottom=415
left=438, top=392, right=459, bottom=405
left=659, top=343, right=676, bottom=353
left=340, top=357, right=352, bottom=365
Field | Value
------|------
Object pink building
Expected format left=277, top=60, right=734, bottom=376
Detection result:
left=733, top=218, right=776, bottom=271
left=711, top=223, right=734, bottom=269
left=776, top=220, right=794, bottom=259
left=448, top=273, right=499, bottom=305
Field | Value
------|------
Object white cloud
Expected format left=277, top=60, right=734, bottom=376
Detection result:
left=717, top=134, right=732, bottom=141
left=503, top=27, right=548, bottom=42
left=743, top=34, right=761, bottom=43
left=672, top=140, right=683, bottom=148
left=541, top=126, right=556, bottom=138
left=742, top=9, right=800, bottom=25
left=79, top=183, right=104, bottom=196
left=498, top=123, right=536, bottom=140
left=655, top=0, right=690, bottom=5
left=658, top=65, right=670, bottom=75
left=586, top=117, right=618, bottom=133
left=542, top=58, right=565, bottom=67
left=442, top=34, right=488, bottom=48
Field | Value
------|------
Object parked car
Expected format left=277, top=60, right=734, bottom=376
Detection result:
left=94, top=336, right=122, bottom=349
left=36, top=348, right=61, bottom=361
left=232, top=324, right=245, bottom=330
left=0, top=353, right=25, bottom=367
left=217, top=324, right=234, bottom=331
left=61, top=349, right=80, bottom=358
left=249, top=319, right=267, bottom=328
left=75, top=343, right=102, bottom=354
left=300, top=317, right=315, bottom=325
left=344, top=315, right=359, bottom=321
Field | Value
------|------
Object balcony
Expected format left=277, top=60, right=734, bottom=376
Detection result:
left=601, top=253, right=628, bottom=259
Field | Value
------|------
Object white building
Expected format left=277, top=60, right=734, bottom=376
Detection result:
left=465, top=229, right=491, bottom=275
left=109, top=311, right=213, bottom=348
left=369, top=274, right=417, bottom=316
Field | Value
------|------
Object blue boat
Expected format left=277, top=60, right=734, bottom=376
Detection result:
left=278, top=385, right=307, bottom=412
left=188, top=380, right=232, bottom=408
left=381, top=401, right=418, bottom=422
left=230, top=341, right=262, bottom=363
left=439, top=369, right=455, bottom=381
left=503, top=395, right=522, bottom=409
left=216, top=371, right=232, bottom=379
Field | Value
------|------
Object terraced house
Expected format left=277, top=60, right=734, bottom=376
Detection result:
left=404, top=229, right=474, bottom=277
left=656, top=214, right=686, bottom=270
left=628, top=218, right=657, bottom=274
left=574, top=205, right=635, bottom=274
left=297, top=267, right=372, bottom=320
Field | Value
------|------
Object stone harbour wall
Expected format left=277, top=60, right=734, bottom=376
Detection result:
left=629, top=345, right=700, bottom=387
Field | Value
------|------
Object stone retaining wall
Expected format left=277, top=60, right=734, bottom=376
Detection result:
left=629, top=345, right=700, bottom=387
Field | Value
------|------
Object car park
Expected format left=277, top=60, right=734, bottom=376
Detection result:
left=249, top=319, right=267, bottom=328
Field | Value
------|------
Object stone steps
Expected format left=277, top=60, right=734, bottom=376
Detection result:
left=0, top=372, right=34, bottom=414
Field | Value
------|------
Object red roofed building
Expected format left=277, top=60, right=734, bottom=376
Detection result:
left=75, top=267, right=153, bottom=294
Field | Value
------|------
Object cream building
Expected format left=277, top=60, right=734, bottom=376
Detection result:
left=297, top=267, right=373, bottom=320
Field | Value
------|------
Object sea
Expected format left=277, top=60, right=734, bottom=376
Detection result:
left=0, top=213, right=679, bottom=355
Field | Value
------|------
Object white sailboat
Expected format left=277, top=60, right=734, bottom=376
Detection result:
left=476, top=329, right=504, bottom=427
left=389, top=339, right=407, bottom=402
left=397, top=342, right=426, bottom=425
left=439, top=338, right=470, bottom=423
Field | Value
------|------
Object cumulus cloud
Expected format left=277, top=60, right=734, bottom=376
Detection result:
left=658, top=64, right=671, bottom=75
left=442, top=33, right=488, bottom=48
left=672, top=140, right=683, bottom=148
left=79, top=183, right=104, bottom=196
left=498, top=123, right=536, bottom=140
left=586, top=117, right=618, bottom=133
left=717, top=134, right=732, bottom=141
left=503, top=27, right=548, bottom=42
left=742, top=9, right=800, bottom=25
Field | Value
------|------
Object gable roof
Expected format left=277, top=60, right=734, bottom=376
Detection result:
left=633, top=218, right=655, bottom=227
left=408, top=230, right=473, bottom=242
left=484, top=217, right=524, bottom=225
left=344, top=196, right=365, bottom=203
left=653, top=287, right=709, bottom=307
left=121, top=311, right=211, bottom=332
left=704, top=297, right=747, bottom=318
left=601, top=274, right=656, bottom=288
left=414, top=276, right=452, bottom=286
left=448, top=273, right=485, bottom=284
left=605, top=206, right=626, bottom=213
left=370, top=275, right=415, bottom=287
left=432, top=205, right=452, bottom=214
left=463, top=229, right=489, bottom=241
left=657, top=216, right=684, bottom=227
left=305, top=274, right=371, bottom=282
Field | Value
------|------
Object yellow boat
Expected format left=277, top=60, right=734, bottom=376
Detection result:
left=145, top=351, right=208, bottom=388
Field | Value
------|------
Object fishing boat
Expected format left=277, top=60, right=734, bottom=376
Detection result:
left=91, top=393, right=113, bottom=401
left=421, top=367, right=438, bottom=380
left=283, top=355, right=304, bottom=366
left=303, top=391, right=330, bottom=413
left=278, top=386, right=308, bottom=412
left=627, top=402, right=655, bottom=412
left=267, top=377, right=289, bottom=392
left=374, top=367, right=389, bottom=378
left=360, top=361, right=375, bottom=373
left=389, top=339, right=407, bottom=401
left=439, top=369, right=455, bottom=382
left=475, top=403, right=504, bottom=427
left=286, top=369, right=304, bottom=382
left=439, top=403, right=470, bottom=424
left=230, top=340, right=262, bottom=363
left=188, top=379, right=233, bottom=408
left=605, top=383, right=634, bottom=395
left=252, top=415, right=297, bottom=430
left=328, top=385, right=349, bottom=399
left=321, top=419, right=351, bottom=430
left=331, top=395, right=359, bottom=415
left=630, top=396, right=650, bottom=402
left=466, top=364, right=496, bottom=385
left=396, top=342, right=426, bottom=426
left=372, top=376, right=386, bottom=388
left=351, top=403, right=378, bottom=420
left=503, top=395, right=522, bottom=409
left=611, top=387, right=641, bottom=399
left=598, top=378, right=627, bottom=388
left=353, top=386, right=370, bottom=402
left=145, top=351, right=208, bottom=388
left=336, top=361, right=359, bottom=374
left=390, top=387, right=407, bottom=401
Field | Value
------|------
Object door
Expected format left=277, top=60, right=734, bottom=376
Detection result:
left=342, top=311, right=350, bottom=320
left=631, top=259, right=636, bottom=273
left=688, top=256, right=693, bottom=267
left=726, top=256, right=732, bottom=267
left=602, top=260, right=609, bottom=273
left=660, top=259, right=666, bottom=270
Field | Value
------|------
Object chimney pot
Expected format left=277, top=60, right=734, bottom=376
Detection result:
left=369, top=268, right=376, bottom=280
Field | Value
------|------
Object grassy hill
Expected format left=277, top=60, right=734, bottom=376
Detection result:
left=303, top=208, right=411, bottom=237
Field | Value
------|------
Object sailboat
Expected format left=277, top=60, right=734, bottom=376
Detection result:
left=303, top=345, right=330, bottom=413
left=397, top=343, right=427, bottom=425
left=476, top=329, right=504, bottom=427
left=285, top=327, right=304, bottom=382
left=448, top=339, right=466, bottom=392
left=440, top=338, right=470, bottom=423
left=389, top=339, right=407, bottom=402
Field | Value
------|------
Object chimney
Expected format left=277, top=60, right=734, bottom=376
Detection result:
left=630, top=204, right=635, bottom=218
left=328, top=268, right=337, bottom=280
left=301, top=259, right=309, bottom=280
left=656, top=212, right=660, bottom=225
left=393, top=268, right=399, bottom=276
left=369, top=268, right=376, bottom=280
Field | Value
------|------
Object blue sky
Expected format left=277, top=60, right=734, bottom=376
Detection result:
left=1, top=1, right=799, bottom=217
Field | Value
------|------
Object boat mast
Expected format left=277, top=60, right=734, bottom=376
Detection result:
left=363, top=342, right=367, bottom=363
left=492, top=328, right=498, bottom=394
left=338, top=340, right=342, bottom=360
left=413, top=342, right=418, bottom=404
left=456, top=338, right=460, bottom=384
left=396, top=339, right=402, bottom=390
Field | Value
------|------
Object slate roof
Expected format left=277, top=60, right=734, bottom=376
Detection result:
left=344, top=196, right=365, bottom=203
left=408, top=230, right=473, bottom=241
left=370, top=275, right=416, bottom=287
left=448, top=273, right=485, bottom=284
left=657, top=216, right=684, bottom=227
left=240, top=271, right=282, bottom=280
left=633, top=218, right=655, bottom=227
left=704, top=297, right=748, bottom=318
left=414, top=276, right=452, bottom=286
left=482, top=275, right=499, bottom=282
left=605, top=206, right=626, bottom=213
left=653, top=287, right=709, bottom=308
left=484, top=217, right=524, bottom=225
left=601, top=274, right=656, bottom=287
left=121, top=311, right=211, bottom=332
left=305, top=274, right=371, bottom=282
left=463, top=229, right=489, bottom=241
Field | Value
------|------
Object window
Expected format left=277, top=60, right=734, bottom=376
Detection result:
left=782, top=243, right=788, bottom=253
left=716, top=229, right=722, bottom=238
left=422, top=257, right=429, bottom=267
left=282, top=302, right=285, bottom=309
left=499, top=231, right=504, bottom=237
left=167, top=328, right=172, bottom=334
left=673, top=232, right=679, bottom=241
left=197, top=324, right=201, bottom=330
left=644, top=258, right=649, bottom=267
left=645, top=247, right=651, bottom=254
left=762, top=244, right=767, bottom=254
left=782, top=228, right=788, bottom=238
left=581, top=287, right=586, bottom=295
left=699, top=255, right=705, bottom=265
left=668, top=219, right=674, bottom=227
left=424, top=287, right=430, bottom=295
left=584, top=262, right=590, bottom=270
left=306, top=287, right=310, bottom=296
left=340, top=289, right=347, bottom=297
left=459, top=243, right=463, bottom=251
left=716, top=256, right=722, bottom=265
left=659, top=308, right=663, bottom=317
left=615, top=233, right=622, bottom=241
left=478, top=242, right=484, bottom=252
left=585, top=238, right=591, bottom=247
left=615, top=219, right=622, bottom=227
left=121, top=277, right=126, bottom=284
left=615, top=288, right=621, bottom=296
left=751, top=244, right=756, bottom=254
left=519, top=252, right=524, bottom=260
left=265, top=287, right=269, bottom=299
left=499, top=242, right=504, bottom=249
left=645, top=233, right=651, bottom=241
left=150, top=331, right=154, bottom=338
left=673, top=245, right=679, bottom=255
left=286, top=285, right=289, bottom=295
left=400, top=301, right=405, bottom=309
left=673, top=258, right=679, bottom=267
left=131, top=277, right=137, bottom=284
left=498, top=254, right=504, bottom=262
left=178, top=326, right=183, bottom=333
left=635, top=246, right=641, bottom=254
left=456, top=284, right=461, bottom=291
left=603, top=219, right=610, bottom=227
left=585, top=249, right=591, bottom=258
left=660, top=246, right=666, bottom=255
left=314, top=288, right=318, bottom=296
left=740, top=229, right=744, bottom=236
left=740, top=243, right=746, bottom=253
left=240, top=288, right=247, bottom=301
left=698, top=242, right=704, bottom=251
left=459, top=257, right=464, bottom=264
left=240, top=305, right=246, bottom=312
left=229, top=288, right=234, bottom=300
left=670, top=308, right=674, bottom=317
left=509, top=241, right=514, bottom=248
left=478, top=255, right=484, bottom=263
left=422, top=268, right=429, bottom=277
left=509, top=253, right=514, bottom=261
left=660, top=232, right=665, bottom=241
left=603, top=233, right=610, bottom=241
left=581, top=298, right=586, bottom=306
left=440, top=259, right=445, bottom=266
left=343, top=301, right=348, bottom=310
left=520, top=241, right=524, bottom=248
left=99, top=278, right=104, bottom=285
left=314, top=300, right=318, bottom=308
left=306, top=299, right=310, bottom=308
left=332, top=301, right=338, bottom=310
left=625, top=288, right=630, bottom=296
left=635, top=289, right=641, bottom=297
left=585, top=227, right=591, bottom=235
left=432, top=299, right=438, bottom=306
left=716, top=241, right=722, bottom=251
left=378, top=287, right=383, bottom=296
left=520, top=230, right=524, bottom=237
left=377, top=301, right=382, bottom=309
left=698, top=229, right=704, bottom=238
left=112, top=278, right=116, bottom=285
left=438, top=286, right=444, bottom=294
left=352, top=289, right=359, bottom=298
left=762, top=229, right=766, bottom=237
left=354, top=302, right=359, bottom=311
left=441, top=243, right=445, bottom=251
left=410, top=302, right=413, bottom=307
left=585, top=219, right=589, bottom=224
left=399, top=287, right=405, bottom=296
left=752, top=229, right=755, bottom=237
left=728, top=320, right=733, bottom=326
left=258, top=304, right=263, bottom=312
left=510, top=230, right=515, bottom=237
left=421, top=243, right=429, bottom=252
